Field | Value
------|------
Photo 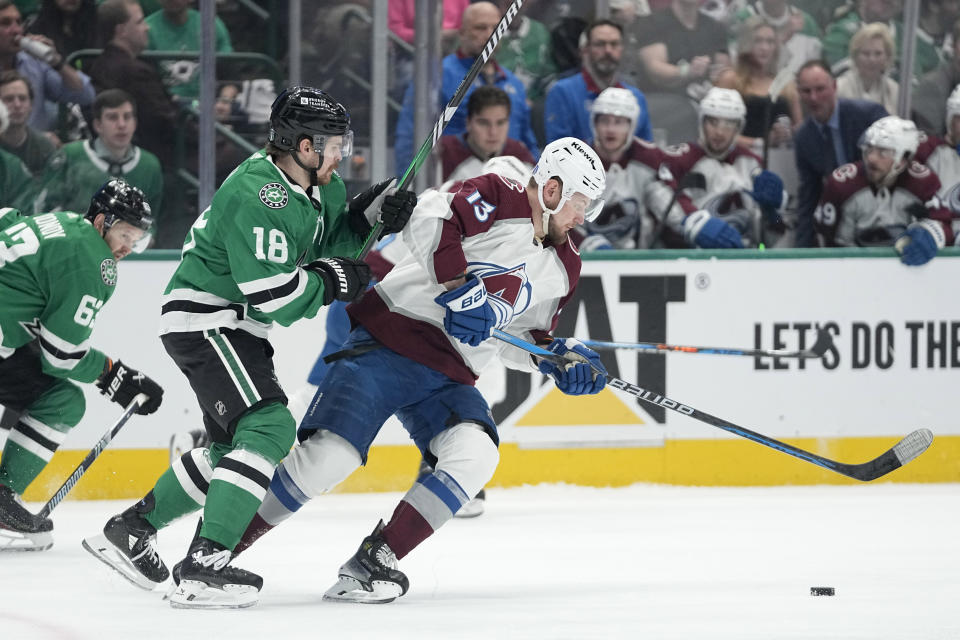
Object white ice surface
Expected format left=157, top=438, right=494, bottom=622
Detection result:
left=1, top=483, right=958, bottom=640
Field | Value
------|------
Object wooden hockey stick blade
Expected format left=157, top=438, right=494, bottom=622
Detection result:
left=493, top=329, right=932, bottom=481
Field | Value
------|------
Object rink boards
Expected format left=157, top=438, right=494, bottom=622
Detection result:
left=5, top=248, right=960, bottom=500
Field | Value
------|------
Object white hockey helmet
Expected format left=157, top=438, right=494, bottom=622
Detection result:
left=861, top=115, right=919, bottom=167
left=532, top=137, right=606, bottom=231
left=482, top=155, right=532, bottom=185
left=946, top=84, right=960, bottom=133
left=590, top=87, right=641, bottom=153
left=698, top=87, right=746, bottom=157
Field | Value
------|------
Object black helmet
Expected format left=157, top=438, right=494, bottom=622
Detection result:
left=268, top=86, right=352, bottom=152
left=86, top=179, right=154, bottom=252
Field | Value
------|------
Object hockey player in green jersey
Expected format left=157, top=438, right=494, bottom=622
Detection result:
left=83, top=86, right=417, bottom=608
left=0, top=179, right=164, bottom=552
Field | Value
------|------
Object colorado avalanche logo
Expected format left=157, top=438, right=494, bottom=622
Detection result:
left=469, top=262, right=533, bottom=325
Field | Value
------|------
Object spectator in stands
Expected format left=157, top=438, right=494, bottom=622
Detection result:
left=917, top=0, right=960, bottom=62
left=388, top=0, right=468, bottom=53
left=657, top=87, right=789, bottom=249
left=835, top=22, right=898, bottom=114
left=544, top=19, right=652, bottom=145
left=145, top=0, right=233, bottom=101
left=582, top=87, right=673, bottom=250
left=0, top=0, right=94, bottom=132
left=27, top=0, right=98, bottom=57
left=822, top=0, right=941, bottom=77
left=814, top=115, right=953, bottom=263
left=438, top=86, right=535, bottom=184
left=0, top=101, right=36, bottom=208
left=728, top=0, right=822, bottom=71
left=634, top=0, right=730, bottom=101
left=0, top=69, right=54, bottom=175
left=716, top=17, right=802, bottom=155
left=34, top=88, right=163, bottom=235
left=794, top=59, right=887, bottom=247
left=492, top=0, right=557, bottom=103
left=394, top=1, right=539, bottom=172
left=609, top=0, right=650, bottom=89
left=913, top=19, right=960, bottom=136
left=86, top=0, right=178, bottom=166
left=213, top=81, right=248, bottom=187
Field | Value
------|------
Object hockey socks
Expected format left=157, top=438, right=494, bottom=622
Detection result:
left=381, top=469, right=473, bottom=559
left=201, top=448, right=275, bottom=549
left=143, top=447, right=213, bottom=530
left=0, top=418, right=68, bottom=494
left=233, top=465, right=308, bottom=553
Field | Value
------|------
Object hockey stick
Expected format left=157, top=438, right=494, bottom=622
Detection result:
left=580, top=326, right=833, bottom=359
left=35, top=394, right=146, bottom=519
left=492, top=329, right=933, bottom=481
left=355, top=0, right=526, bottom=260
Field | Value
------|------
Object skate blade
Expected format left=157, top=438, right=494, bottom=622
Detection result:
left=81, top=534, right=163, bottom=591
left=0, top=528, right=53, bottom=552
left=454, top=497, right=485, bottom=518
left=323, top=576, right=402, bottom=604
left=168, top=579, right=259, bottom=609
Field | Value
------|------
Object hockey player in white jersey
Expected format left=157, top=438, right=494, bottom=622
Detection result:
left=914, top=85, right=960, bottom=244
left=226, top=137, right=609, bottom=603
left=582, top=87, right=675, bottom=250
left=814, top=116, right=954, bottom=263
left=657, top=87, right=789, bottom=248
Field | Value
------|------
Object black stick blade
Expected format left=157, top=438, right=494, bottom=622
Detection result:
left=804, top=327, right=834, bottom=358
left=842, top=428, right=934, bottom=482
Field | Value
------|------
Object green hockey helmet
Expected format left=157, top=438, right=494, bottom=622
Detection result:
left=268, top=86, right=353, bottom=158
left=86, top=178, right=153, bottom=253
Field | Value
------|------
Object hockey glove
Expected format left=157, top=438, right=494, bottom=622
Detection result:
left=96, top=360, right=164, bottom=415
left=307, top=257, right=372, bottom=304
left=348, top=178, right=418, bottom=236
left=683, top=210, right=743, bottom=248
left=896, top=220, right=945, bottom=266
left=537, top=338, right=607, bottom=396
left=434, top=274, right=500, bottom=347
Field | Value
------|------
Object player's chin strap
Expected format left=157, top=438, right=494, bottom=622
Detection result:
left=537, top=183, right=569, bottom=242
left=292, top=149, right=320, bottom=187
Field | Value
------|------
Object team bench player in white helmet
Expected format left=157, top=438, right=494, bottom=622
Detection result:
left=657, top=87, right=790, bottom=248
left=584, top=87, right=684, bottom=249
left=814, top=115, right=953, bottom=264
left=913, top=85, right=960, bottom=245
left=218, top=137, right=609, bottom=604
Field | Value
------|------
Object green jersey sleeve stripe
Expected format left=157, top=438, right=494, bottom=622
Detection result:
left=237, top=269, right=300, bottom=297
left=242, top=269, right=303, bottom=306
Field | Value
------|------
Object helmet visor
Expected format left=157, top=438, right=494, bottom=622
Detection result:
left=567, top=191, right=606, bottom=223
left=108, top=219, right=152, bottom=254
left=314, top=130, right=354, bottom=160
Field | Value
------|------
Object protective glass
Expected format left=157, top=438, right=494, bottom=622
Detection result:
left=108, top=220, right=152, bottom=254
left=314, top=130, right=354, bottom=160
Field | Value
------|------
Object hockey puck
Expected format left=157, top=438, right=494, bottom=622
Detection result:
left=810, top=587, right=835, bottom=596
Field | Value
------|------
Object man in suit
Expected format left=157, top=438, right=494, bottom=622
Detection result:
left=794, top=60, right=887, bottom=247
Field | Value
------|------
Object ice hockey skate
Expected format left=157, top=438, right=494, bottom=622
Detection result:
left=168, top=428, right=209, bottom=466
left=82, top=499, right=169, bottom=590
left=324, top=520, right=409, bottom=604
left=167, top=537, right=262, bottom=609
left=0, top=484, right=53, bottom=551
left=456, top=488, right=486, bottom=518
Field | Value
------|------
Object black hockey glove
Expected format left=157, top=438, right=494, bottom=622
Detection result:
left=96, top=359, right=164, bottom=415
left=348, top=178, right=418, bottom=236
left=306, top=257, right=372, bottom=305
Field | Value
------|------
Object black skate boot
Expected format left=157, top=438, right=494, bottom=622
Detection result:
left=168, top=537, right=263, bottom=609
left=324, top=520, right=409, bottom=604
left=0, top=484, right=53, bottom=552
left=82, top=492, right=169, bottom=590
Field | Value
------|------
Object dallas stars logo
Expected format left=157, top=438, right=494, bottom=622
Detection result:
left=259, top=183, right=288, bottom=209
left=100, top=258, right=117, bottom=286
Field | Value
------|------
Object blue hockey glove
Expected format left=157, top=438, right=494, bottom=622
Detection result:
left=683, top=210, right=743, bottom=248
left=537, top=338, right=607, bottom=395
left=896, top=220, right=945, bottom=266
left=750, top=170, right=787, bottom=210
left=435, top=274, right=496, bottom=346
left=579, top=233, right=614, bottom=252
